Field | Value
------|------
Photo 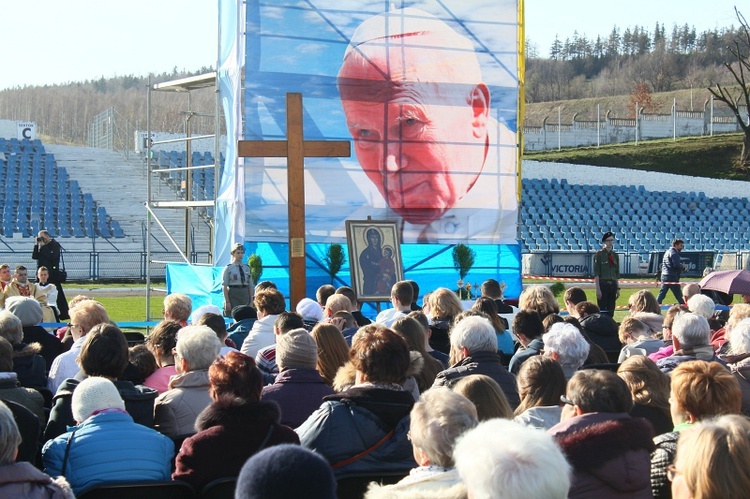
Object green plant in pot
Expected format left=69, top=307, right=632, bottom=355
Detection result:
left=324, top=243, right=346, bottom=284
left=452, top=244, right=475, bottom=300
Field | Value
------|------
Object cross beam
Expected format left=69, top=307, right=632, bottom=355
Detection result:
left=238, top=93, right=351, bottom=307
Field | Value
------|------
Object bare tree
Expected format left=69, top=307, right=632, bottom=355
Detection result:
left=708, top=8, right=750, bottom=171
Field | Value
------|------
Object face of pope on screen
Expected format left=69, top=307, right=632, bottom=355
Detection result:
left=337, top=9, right=491, bottom=226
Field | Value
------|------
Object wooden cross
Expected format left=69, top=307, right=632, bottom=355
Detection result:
left=238, top=93, right=351, bottom=307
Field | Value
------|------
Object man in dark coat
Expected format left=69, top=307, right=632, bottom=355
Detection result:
left=31, top=230, right=68, bottom=319
left=432, top=315, right=520, bottom=408
left=549, top=370, right=654, bottom=498
left=508, top=310, right=545, bottom=375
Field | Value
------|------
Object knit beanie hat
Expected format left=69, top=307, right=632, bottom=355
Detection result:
left=296, top=298, right=324, bottom=322
left=5, top=296, right=43, bottom=327
left=276, top=328, right=318, bottom=370
left=232, top=305, right=257, bottom=321
left=72, top=377, right=125, bottom=423
left=236, top=444, right=336, bottom=499
left=191, top=304, right=222, bottom=324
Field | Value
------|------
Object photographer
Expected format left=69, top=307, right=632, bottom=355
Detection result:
left=32, top=230, right=69, bottom=320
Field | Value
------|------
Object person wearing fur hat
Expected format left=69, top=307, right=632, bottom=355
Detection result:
left=297, top=324, right=417, bottom=478
left=260, top=328, right=334, bottom=428
left=548, top=370, right=654, bottom=498
left=593, top=231, right=620, bottom=317
left=172, top=351, right=299, bottom=491
left=42, top=377, right=173, bottom=495
left=5, top=296, right=64, bottom=373
left=0, top=400, right=74, bottom=498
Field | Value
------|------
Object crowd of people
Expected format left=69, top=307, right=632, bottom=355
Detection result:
left=2, top=250, right=750, bottom=498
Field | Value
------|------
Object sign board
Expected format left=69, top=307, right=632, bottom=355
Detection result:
left=17, top=122, right=36, bottom=140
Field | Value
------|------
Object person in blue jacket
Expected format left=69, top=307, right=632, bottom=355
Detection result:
left=657, top=239, right=687, bottom=305
left=42, top=377, right=174, bottom=495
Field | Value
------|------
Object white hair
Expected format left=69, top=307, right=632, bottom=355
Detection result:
left=409, top=387, right=478, bottom=468
left=176, top=325, right=221, bottom=371
left=0, top=401, right=21, bottom=465
left=191, top=304, right=223, bottom=324
left=729, top=318, right=750, bottom=355
left=0, top=310, right=23, bottom=344
left=450, top=316, right=497, bottom=354
left=687, top=294, right=715, bottom=319
left=454, top=419, right=571, bottom=499
left=672, top=312, right=711, bottom=348
left=543, top=323, right=590, bottom=370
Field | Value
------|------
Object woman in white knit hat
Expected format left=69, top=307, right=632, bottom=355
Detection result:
left=41, top=377, right=174, bottom=495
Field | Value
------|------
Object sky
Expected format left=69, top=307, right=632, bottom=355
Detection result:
left=0, top=0, right=745, bottom=90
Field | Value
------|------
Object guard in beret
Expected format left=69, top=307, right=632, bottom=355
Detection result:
left=593, top=231, right=619, bottom=317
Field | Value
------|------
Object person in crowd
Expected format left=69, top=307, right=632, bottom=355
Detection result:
left=222, top=243, right=254, bottom=316
left=406, top=280, right=421, bottom=311
left=593, top=231, right=620, bottom=316
left=651, top=360, right=741, bottom=498
left=143, top=320, right=181, bottom=394
left=153, top=325, right=221, bottom=438
left=336, top=286, right=372, bottom=327
left=35, top=266, right=59, bottom=322
left=0, top=264, right=11, bottom=291
left=656, top=312, right=721, bottom=374
left=425, top=288, right=463, bottom=354
left=297, top=325, right=416, bottom=477
left=711, top=303, right=750, bottom=353
left=722, top=317, right=750, bottom=415
left=331, top=310, right=359, bottom=344
left=657, top=239, right=687, bottom=305
left=227, top=305, right=257, bottom=348
left=128, top=344, right=157, bottom=385
left=575, top=301, right=621, bottom=362
left=241, top=289, right=286, bottom=357
left=42, top=377, right=173, bottom=495
left=508, top=310, right=545, bottom=375
left=44, top=324, right=158, bottom=441
left=563, top=286, right=587, bottom=315
left=682, top=282, right=702, bottom=303
left=190, top=304, right=222, bottom=325
left=5, top=296, right=63, bottom=373
left=47, top=300, right=109, bottom=393
left=195, top=312, right=237, bottom=356
left=543, top=322, right=590, bottom=380
left=255, top=312, right=306, bottom=383
left=617, top=355, right=673, bottom=436
left=518, top=285, right=559, bottom=320
left=550, top=370, right=654, bottom=498
left=453, top=374, right=513, bottom=421
left=310, top=323, right=350, bottom=387
left=481, top=278, right=514, bottom=314
left=618, top=316, right=664, bottom=362
left=0, top=337, right=45, bottom=424
left=163, top=293, right=192, bottom=327
left=408, top=310, right=449, bottom=367
left=391, top=316, right=443, bottom=392
left=562, top=316, right=612, bottom=366
left=172, top=351, right=298, bottom=491
left=0, top=309, right=46, bottom=389
left=649, top=305, right=685, bottom=362
left=261, top=328, right=334, bottom=428
left=670, top=415, right=750, bottom=499
left=366, top=387, right=478, bottom=497
left=433, top=315, right=520, bottom=408
left=235, top=444, right=336, bottom=499
left=32, top=230, right=68, bottom=320
left=375, top=281, right=413, bottom=327
left=630, top=309, right=665, bottom=338
left=513, top=356, right=566, bottom=430
left=629, top=289, right=662, bottom=315
left=295, top=297, right=324, bottom=331
left=471, top=297, right=513, bottom=357
left=0, top=400, right=73, bottom=498
left=454, top=419, right=571, bottom=499
left=315, top=284, right=336, bottom=309
left=687, top=293, right=716, bottom=322
left=323, top=294, right=352, bottom=322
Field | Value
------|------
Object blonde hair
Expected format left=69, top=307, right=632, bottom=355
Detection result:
left=427, top=288, right=463, bottom=320
left=70, top=300, right=110, bottom=335
left=518, top=286, right=559, bottom=318
left=310, top=324, right=350, bottom=386
left=618, top=317, right=651, bottom=344
left=617, top=355, right=670, bottom=414
left=453, top=374, right=513, bottom=421
left=628, top=290, right=661, bottom=315
left=676, top=415, right=750, bottom=499
left=163, top=294, right=192, bottom=322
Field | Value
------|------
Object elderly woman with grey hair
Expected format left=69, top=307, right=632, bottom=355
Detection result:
left=722, top=318, right=750, bottom=416
left=153, top=325, right=222, bottom=438
left=365, top=387, right=477, bottom=498
left=0, top=400, right=74, bottom=498
left=0, top=309, right=46, bottom=389
left=543, top=322, right=590, bottom=380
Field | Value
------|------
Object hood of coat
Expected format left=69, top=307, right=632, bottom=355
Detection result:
left=195, top=398, right=281, bottom=432
left=12, top=342, right=41, bottom=359
left=325, top=386, right=415, bottom=428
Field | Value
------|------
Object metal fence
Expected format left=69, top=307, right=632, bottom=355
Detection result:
left=0, top=251, right=212, bottom=281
